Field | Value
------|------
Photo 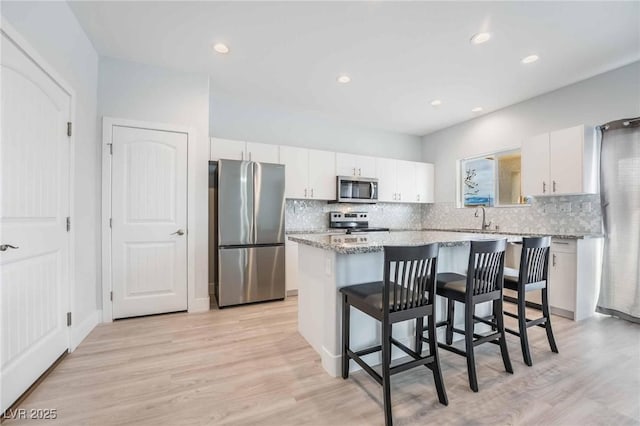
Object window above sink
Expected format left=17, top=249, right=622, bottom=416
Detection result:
left=457, top=148, right=529, bottom=208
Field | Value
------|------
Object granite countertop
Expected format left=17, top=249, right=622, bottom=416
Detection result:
left=423, top=228, right=604, bottom=240
left=288, top=230, right=523, bottom=254
left=285, top=228, right=421, bottom=235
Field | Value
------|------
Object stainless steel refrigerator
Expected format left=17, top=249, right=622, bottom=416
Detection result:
left=215, top=159, right=285, bottom=307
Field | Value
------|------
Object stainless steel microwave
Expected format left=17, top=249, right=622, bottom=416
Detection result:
left=336, top=176, right=378, bottom=203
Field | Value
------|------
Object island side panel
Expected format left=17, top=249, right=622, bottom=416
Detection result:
left=297, top=244, right=332, bottom=354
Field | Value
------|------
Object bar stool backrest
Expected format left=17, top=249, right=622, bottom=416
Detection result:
left=467, top=239, right=507, bottom=296
left=519, top=236, right=551, bottom=286
left=383, top=244, right=439, bottom=313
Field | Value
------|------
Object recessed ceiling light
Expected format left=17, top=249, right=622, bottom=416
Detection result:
left=471, top=107, right=483, bottom=113
left=337, top=75, right=351, bottom=84
left=521, top=54, right=540, bottom=64
left=430, top=99, right=442, bottom=107
left=470, top=32, right=491, bottom=45
left=213, top=43, right=230, bottom=54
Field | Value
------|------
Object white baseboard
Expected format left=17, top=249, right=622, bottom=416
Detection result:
left=189, top=296, right=210, bottom=313
left=69, top=310, right=101, bottom=352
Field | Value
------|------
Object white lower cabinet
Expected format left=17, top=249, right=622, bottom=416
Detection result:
left=549, top=247, right=577, bottom=315
left=280, top=146, right=336, bottom=200
left=285, top=239, right=298, bottom=293
left=548, top=238, right=602, bottom=321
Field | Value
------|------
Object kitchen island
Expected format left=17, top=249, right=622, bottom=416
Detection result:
left=288, top=230, right=522, bottom=377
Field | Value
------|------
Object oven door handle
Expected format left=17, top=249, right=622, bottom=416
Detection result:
left=370, top=182, right=375, bottom=199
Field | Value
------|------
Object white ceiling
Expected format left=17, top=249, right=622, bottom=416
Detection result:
left=69, top=1, right=640, bottom=136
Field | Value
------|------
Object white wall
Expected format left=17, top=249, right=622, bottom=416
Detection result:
left=422, top=61, right=640, bottom=203
left=98, top=56, right=210, bottom=302
left=2, top=1, right=101, bottom=337
left=210, top=93, right=422, bottom=160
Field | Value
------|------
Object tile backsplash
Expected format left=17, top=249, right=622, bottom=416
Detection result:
left=285, top=200, right=424, bottom=232
left=422, top=194, right=603, bottom=235
left=286, top=194, right=603, bottom=236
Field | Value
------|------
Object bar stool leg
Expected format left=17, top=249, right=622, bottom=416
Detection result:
left=517, top=292, right=533, bottom=366
left=464, top=302, right=479, bottom=392
left=415, top=317, right=424, bottom=354
left=542, top=287, right=559, bottom=353
left=428, top=312, right=448, bottom=405
left=341, top=294, right=350, bottom=379
left=496, top=298, right=514, bottom=374
left=446, top=299, right=455, bottom=345
left=382, top=321, right=393, bottom=426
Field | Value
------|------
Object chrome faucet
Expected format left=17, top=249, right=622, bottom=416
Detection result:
left=475, top=206, right=492, bottom=230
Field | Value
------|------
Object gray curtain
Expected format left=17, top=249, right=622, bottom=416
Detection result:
left=596, top=117, right=640, bottom=322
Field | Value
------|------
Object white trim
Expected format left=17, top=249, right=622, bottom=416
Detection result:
left=190, top=297, right=211, bottom=313
left=69, top=310, right=101, bottom=352
left=0, top=17, right=78, bottom=352
left=101, top=117, right=198, bottom=321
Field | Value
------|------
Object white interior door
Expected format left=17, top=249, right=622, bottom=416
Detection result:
left=110, top=126, right=188, bottom=319
left=1, top=32, right=70, bottom=411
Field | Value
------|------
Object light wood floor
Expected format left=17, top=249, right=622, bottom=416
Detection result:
left=6, top=297, right=640, bottom=425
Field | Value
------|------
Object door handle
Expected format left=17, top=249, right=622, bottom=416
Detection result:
left=552, top=180, right=557, bottom=193
left=552, top=253, right=557, bottom=266
left=543, top=181, right=546, bottom=194
left=358, top=168, right=361, bottom=176
left=370, top=182, right=375, bottom=199
left=304, top=188, right=308, bottom=198
left=0, top=244, right=19, bottom=252
left=170, top=229, right=185, bottom=236
left=352, top=168, right=356, bottom=176
left=311, top=188, right=314, bottom=198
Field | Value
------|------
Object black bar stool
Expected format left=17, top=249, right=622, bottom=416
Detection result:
left=340, top=244, right=448, bottom=426
left=503, top=236, right=558, bottom=366
left=422, top=239, right=513, bottom=392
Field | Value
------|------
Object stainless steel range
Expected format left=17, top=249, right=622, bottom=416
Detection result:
left=329, top=211, right=390, bottom=234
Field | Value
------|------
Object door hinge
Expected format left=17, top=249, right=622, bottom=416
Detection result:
left=107, top=143, right=113, bottom=155
left=110, top=291, right=113, bottom=301
left=66, top=217, right=71, bottom=232
left=67, top=122, right=72, bottom=137
left=66, top=312, right=72, bottom=327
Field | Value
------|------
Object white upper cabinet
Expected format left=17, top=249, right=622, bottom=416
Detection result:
left=210, top=138, right=245, bottom=161
left=279, top=146, right=308, bottom=199
left=308, top=149, right=336, bottom=200
left=211, top=138, right=279, bottom=163
left=522, top=133, right=551, bottom=196
left=415, top=162, right=434, bottom=203
left=521, top=125, right=598, bottom=196
left=336, top=153, right=376, bottom=178
left=246, top=142, right=280, bottom=164
left=280, top=146, right=336, bottom=200
left=395, top=160, right=416, bottom=203
left=375, top=158, right=397, bottom=202
left=374, top=158, right=434, bottom=203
